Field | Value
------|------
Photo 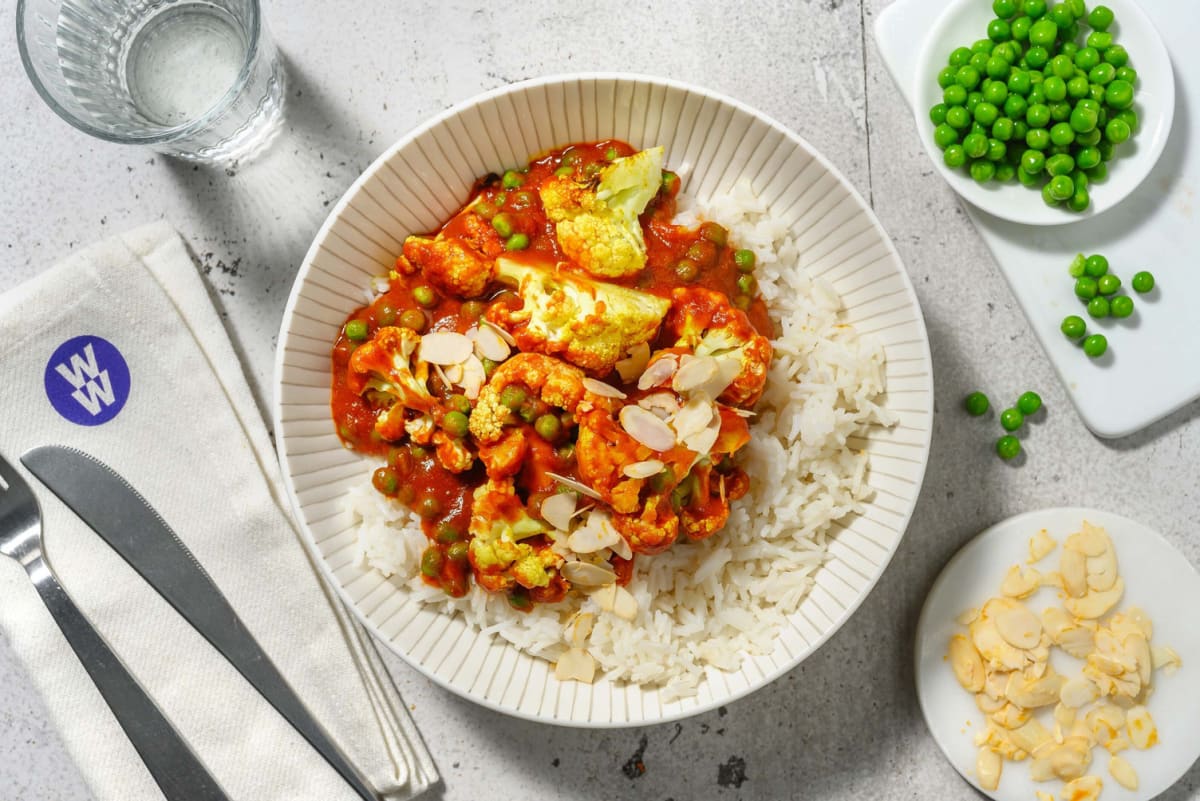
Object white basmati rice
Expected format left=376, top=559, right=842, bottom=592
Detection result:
left=348, top=184, right=894, bottom=701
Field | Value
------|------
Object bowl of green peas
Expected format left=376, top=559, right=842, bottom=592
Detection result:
left=915, top=0, right=1174, bottom=225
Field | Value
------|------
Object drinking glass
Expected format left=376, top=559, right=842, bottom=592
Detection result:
left=17, top=0, right=286, bottom=162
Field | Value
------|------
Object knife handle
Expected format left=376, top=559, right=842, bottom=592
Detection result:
left=27, top=556, right=231, bottom=801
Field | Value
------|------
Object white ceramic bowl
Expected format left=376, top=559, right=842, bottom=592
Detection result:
left=913, top=0, right=1175, bottom=226
left=273, top=74, right=934, bottom=726
left=915, top=508, right=1200, bottom=801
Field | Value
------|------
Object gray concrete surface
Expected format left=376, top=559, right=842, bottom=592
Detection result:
left=1, top=0, right=1197, bottom=799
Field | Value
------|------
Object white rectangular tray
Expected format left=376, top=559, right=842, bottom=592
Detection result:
left=875, top=0, right=1198, bottom=438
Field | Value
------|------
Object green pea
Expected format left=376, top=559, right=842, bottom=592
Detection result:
left=1088, top=5, right=1114, bottom=30
left=505, top=233, right=530, bottom=251
left=1105, top=118, right=1131, bottom=144
left=661, top=170, right=680, bottom=194
left=1026, top=128, right=1051, bottom=151
left=1097, top=274, right=1121, bottom=295
left=984, top=138, right=1005, bottom=162
left=442, top=410, right=469, bottom=438
left=1087, top=296, right=1110, bottom=319
left=1075, top=276, right=1099, bottom=299
left=970, top=52, right=990, bottom=73
left=420, top=546, right=444, bottom=578
left=1017, top=392, right=1042, bottom=415
left=970, top=159, right=996, bottom=183
left=1069, top=105, right=1098, bottom=134
left=1024, top=0, right=1047, bottom=18
left=490, top=212, right=516, bottom=238
left=1026, top=45, right=1049, bottom=69
left=345, top=319, right=369, bottom=341
left=1067, top=75, right=1089, bottom=100
left=1029, top=19, right=1057, bottom=47
left=700, top=221, right=728, bottom=246
left=447, top=541, right=469, bottom=563
left=1051, top=55, right=1074, bottom=80
left=986, top=55, right=1010, bottom=81
left=1049, top=122, right=1075, bottom=146
left=974, top=102, right=999, bottom=126
left=673, top=259, right=700, bottom=282
left=965, top=391, right=990, bottom=416
left=1000, top=407, right=1024, bottom=431
left=1011, top=15, right=1032, bottom=40
left=967, top=93, right=983, bottom=115
left=971, top=38, right=995, bottom=54
left=996, top=435, right=1021, bottom=460
left=987, top=18, right=1011, bottom=42
left=1067, top=187, right=1090, bottom=212
left=499, top=385, right=527, bottom=410
left=992, top=118, right=1015, bottom=141
left=1131, top=271, right=1155, bottom=293
left=417, top=495, right=442, bottom=520
left=501, top=169, right=523, bottom=189
left=1110, top=295, right=1134, bottom=318
left=1049, top=101, right=1071, bottom=123
left=1080, top=255, right=1107, bottom=280
left=993, top=0, right=1016, bottom=17
left=956, top=65, right=981, bottom=90
left=1048, top=4, right=1073, bottom=28
left=1105, top=80, right=1134, bottom=110
left=946, top=105, right=971, bottom=130
left=1042, top=182, right=1061, bottom=206
left=447, top=394, right=472, bottom=415
left=1115, top=67, right=1137, bottom=86
left=553, top=165, right=573, bottom=178
left=1103, top=44, right=1129, bottom=68
left=372, top=466, right=399, bottom=495
left=1087, top=31, right=1113, bottom=51
left=949, top=46, right=973, bottom=67
left=1017, top=166, right=1039, bottom=186
left=1089, top=63, right=1116, bottom=86
left=1083, top=333, right=1108, bottom=358
left=396, top=308, right=426, bottom=333
left=1008, top=71, right=1032, bottom=96
left=734, top=249, right=757, bottom=273
left=1061, top=314, right=1087, bottom=339
left=412, top=285, right=437, bottom=308
left=1072, top=147, right=1100, bottom=171
left=1067, top=253, right=1086, bottom=278
left=1026, top=103, right=1051, bottom=128
left=435, top=522, right=462, bottom=544
left=1021, top=149, right=1046, bottom=175
left=944, top=145, right=967, bottom=168
left=1046, top=153, right=1075, bottom=176
left=943, top=84, right=967, bottom=106
left=1088, top=83, right=1106, bottom=103
left=534, top=413, right=561, bottom=442
left=1074, top=46, right=1100, bottom=71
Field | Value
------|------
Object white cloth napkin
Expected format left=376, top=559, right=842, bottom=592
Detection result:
left=0, top=222, right=437, bottom=800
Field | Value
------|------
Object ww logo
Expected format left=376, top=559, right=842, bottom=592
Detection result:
left=44, top=335, right=131, bottom=426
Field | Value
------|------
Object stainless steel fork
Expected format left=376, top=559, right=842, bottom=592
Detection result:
left=0, top=452, right=231, bottom=801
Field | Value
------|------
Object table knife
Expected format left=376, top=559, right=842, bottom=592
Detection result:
left=21, top=445, right=379, bottom=801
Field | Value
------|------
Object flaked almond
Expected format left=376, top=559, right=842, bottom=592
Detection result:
left=638, top=392, right=680, bottom=419
left=1126, top=705, right=1157, bottom=749
left=1049, top=740, right=1090, bottom=781
left=683, top=415, right=722, bottom=458
left=554, top=647, right=595, bottom=683
left=418, top=331, right=473, bottom=365
left=1007, top=674, right=1066, bottom=709
left=977, top=748, right=1002, bottom=791
left=1001, top=564, right=1042, bottom=599
left=619, top=405, right=677, bottom=451
left=1086, top=548, right=1118, bottom=592
left=623, top=459, right=665, bottom=479
left=470, top=323, right=512, bottom=362
left=563, top=611, right=595, bottom=647
left=672, top=396, right=715, bottom=441
left=1064, top=578, right=1125, bottom=620
left=568, top=520, right=620, bottom=554
left=1108, top=755, right=1138, bottom=790
left=672, top=355, right=719, bottom=393
left=1009, top=719, right=1053, bottom=754
left=1028, top=529, right=1057, bottom=563
left=608, top=531, right=633, bottom=561
left=443, top=362, right=465, bottom=384
left=614, top=342, right=651, bottom=383
left=949, top=634, right=986, bottom=693
left=1061, top=676, right=1099, bottom=709
left=995, top=603, right=1042, bottom=649
left=540, top=491, right=577, bottom=531
left=546, top=472, right=603, bottom=500
left=1061, top=775, right=1103, bottom=801
left=1062, top=546, right=1089, bottom=598
left=1042, top=606, right=1075, bottom=641
left=582, top=377, right=627, bottom=399
left=592, top=583, right=638, bottom=619
left=1072, top=522, right=1112, bottom=556
left=1151, top=644, right=1182, bottom=673
left=1058, top=626, right=1096, bottom=659
left=459, top=355, right=486, bottom=399
left=956, top=607, right=980, bottom=626
left=561, top=560, right=617, bottom=587
left=638, top=354, right=678, bottom=390
left=481, top=319, right=517, bottom=346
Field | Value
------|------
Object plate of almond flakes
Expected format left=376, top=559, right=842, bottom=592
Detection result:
left=915, top=508, right=1200, bottom=801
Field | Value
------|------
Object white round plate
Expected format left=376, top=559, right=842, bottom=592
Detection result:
left=274, top=74, right=934, bottom=726
left=915, top=507, right=1200, bottom=800
left=913, top=0, right=1175, bottom=226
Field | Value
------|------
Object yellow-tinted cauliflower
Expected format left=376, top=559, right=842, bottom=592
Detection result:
left=539, top=146, right=664, bottom=279
left=467, top=479, right=562, bottom=592
left=664, top=287, right=773, bottom=407
left=487, top=257, right=670, bottom=374
left=401, top=211, right=502, bottom=298
left=346, top=326, right=437, bottom=441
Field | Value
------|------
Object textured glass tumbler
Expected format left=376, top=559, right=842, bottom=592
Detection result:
left=17, top=0, right=286, bottom=162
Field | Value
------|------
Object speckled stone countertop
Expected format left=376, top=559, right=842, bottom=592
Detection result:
left=2, top=1, right=1198, bottom=799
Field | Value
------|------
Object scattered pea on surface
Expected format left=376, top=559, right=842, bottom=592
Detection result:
left=1074, top=276, right=1099, bottom=299
left=1131, top=270, right=1155, bottom=293
left=1083, top=333, right=1108, bottom=358
left=1017, top=391, right=1042, bottom=415
left=1061, top=314, right=1086, bottom=339
left=1087, top=296, right=1111, bottom=319
left=1000, top=407, right=1024, bottom=431
left=1110, top=294, right=1134, bottom=318
left=965, top=391, right=990, bottom=416
left=996, top=435, right=1022, bottom=460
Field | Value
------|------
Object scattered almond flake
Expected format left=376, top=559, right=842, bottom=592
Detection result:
left=546, top=472, right=603, bottom=500
left=995, top=604, right=1042, bottom=649
left=567, top=520, right=619, bottom=554
left=1072, top=522, right=1111, bottom=557
left=1028, top=529, right=1057, bottom=563
left=725, top=405, right=756, bottom=418
left=614, top=342, right=650, bottom=383
left=582, top=376, right=627, bottom=399
left=563, top=611, right=594, bottom=648
left=554, top=647, right=595, bottom=683
left=459, top=355, right=486, bottom=399
left=672, top=355, right=719, bottom=393
left=610, top=585, right=638, bottom=620
left=432, top=363, right=452, bottom=389
left=469, top=323, right=512, bottom=362
left=560, top=560, right=617, bottom=587
left=949, top=635, right=986, bottom=693
left=1062, top=775, right=1103, bottom=801
left=637, top=354, right=678, bottom=390
left=1151, top=645, right=1182, bottom=674
left=418, top=331, right=473, bottom=365
left=1064, top=579, right=1124, bottom=620
left=671, top=395, right=715, bottom=441
left=1061, top=676, right=1099, bottom=709
left=1086, top=549, right=1118, bottom=593
left=443, top=362, right=465, bottom=384
left=480, top=319, right=517, bottom=346
left=1126, top=705, right=1157, bottom=749
left=1062, top=546, right=1088, bottom=598
left=619, top=405, right=677, bottom=451
left=591, top=583, right=618, bottom=612
left=608, top=532, right=632, bottom=561
left=683, top=415, right=722, bottom=457
left=977, top=747, right=1002, bottom=791
left=1108, top=755, right=1137, bottom=790
left=1007, top=675, right=1066, bottom=710
left=956, top=608, right=980, bottom=626
left=697, top=352, right=742, bottom=398
left=638, top=392, right=680, bottom=419
left=623, top=459, right=664, bottom=479
left=540, top=492, right=577, bottom=531
left=1001, top=564, right=1042, bottom=599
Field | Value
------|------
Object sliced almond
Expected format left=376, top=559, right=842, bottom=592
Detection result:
left=991, top=703, right=1031, bottom=729
left=1055, top=701, right=1077, bottom=732
left=554, top=647, right=596, bottom=683
left=1126, top=705, right=1157, bottom=749
left=1007, top=674, right=1066, bottom=709
left=1126, top=607, right=1154, bottom=640
left=470, top=323, right=512, bottom=362
left=1072, top=522, right=1112, bottom=556
left=563, top=611, right=595, bottom=647
left=671, top=396, right=715, bottom=441
left=622, top=459, right=665, bottom=479
left=976, top=693, right=1007, bottom=714
left=956, top=607, right=980, bottom=626
left=1050, top=740, right=1090, bottom=781
left=1031, top=757, right=1057, bottom=783
left=614, top=342, right=651, bottom=383
left=481, top=319, right=517, bottom=346
left=608, top=531, right=633, bottom=561
left=611, top=585, right=638, bottom=620
left=1042, top=607, right=1075, bottom=641
left=1010, top=718, right=1053, bottom=754
left=977, top=747, right=1002, bottom=791
left=1064, top=578, right=1125, bottom=620
left=1058, top=626, right=1096, bottom=659
left=972, top=616, right=1029, bottom=672
left=443, top=362, right=465, bottom=384
left=1086, top=547, right=1118, bottom=592
left=683, top=415, right=722, bottom=457
left=582, top=376, right=627, bottom=399
left=1061, top=676, right=1099, bottom=709
left=638, top=392, right=681, bottom=419
left=672, top=355, right=719, bottom=393
left=1108, top=754, right=1137, bottom=790
left=1062, top=546, right=1089, bottom=598
left=540, top=491, right=577, bottom=531
left=1151, top=644, right=1182, bottom=673
left=1028, top=529, right=1057, bottom=563
left=619, top=405, right=677, bottom=452
left=417, top=331, right=473, bottom=365
left=459, top=354, right=486, bottom=399
left=637, top=354, right=678, bottom=390
left=995, top=603, right=1042, bottom=650
left=949, top=635, right=986, bottom=693
left=567, top=520, right=620, bottom=554
left=1001, top=564, right=1043, bottom=599
left=561, top=560, right=617, bottom=587
left=1061, top=775, right=1103, bottom=801
left=546, top=472, right=603, bottom=500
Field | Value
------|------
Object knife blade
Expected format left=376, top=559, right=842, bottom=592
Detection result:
left=21, top=445, right=379, bottom=801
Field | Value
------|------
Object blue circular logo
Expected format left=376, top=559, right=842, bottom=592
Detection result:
left=44, top=335, right=131, bottom=426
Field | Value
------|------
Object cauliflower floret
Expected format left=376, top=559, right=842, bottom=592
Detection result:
left=466, top=479, right=562, bottom=593
left=487, top=256, right=670, bottom=374
left=432, top=431, right=474, bottom=474
left=468, top=352, right=594, bottom=444
left=610, top=494, right=679, bottom=555
left=539, top=146, right=664, bottom=279
left=678, top=465, right=730, bottom=541
left=574, top=406, right=692, bottom=514
left=664, top=287, right=773, bottom=407
left=402, top=226, right=498, bottom=299
left=476, top=428, right=529, bottom=479
left=347, top=326, right=438, bottom=441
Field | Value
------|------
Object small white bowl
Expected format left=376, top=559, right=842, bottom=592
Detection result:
left=913, top=0, right=1175, bottom=226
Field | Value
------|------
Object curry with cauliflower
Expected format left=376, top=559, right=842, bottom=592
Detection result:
left=331, top=141, right=773, bottom=610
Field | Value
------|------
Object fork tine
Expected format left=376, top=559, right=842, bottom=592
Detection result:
left=0, top=451, right=31, bottom=500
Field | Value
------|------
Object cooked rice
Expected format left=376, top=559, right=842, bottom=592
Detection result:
left=347, top=183, right=894, bottom=701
